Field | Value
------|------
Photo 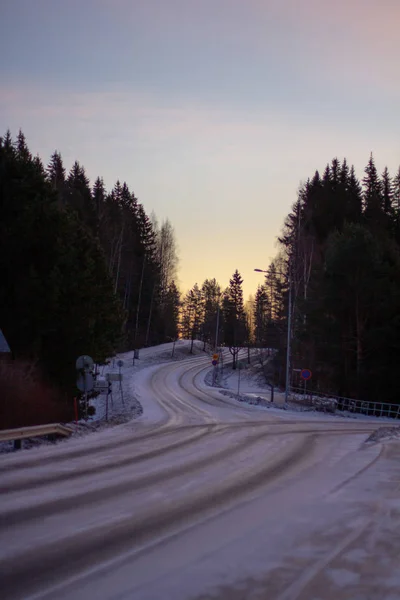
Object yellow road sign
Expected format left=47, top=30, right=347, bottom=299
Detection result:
left=212, top=353, right=219, bottom=360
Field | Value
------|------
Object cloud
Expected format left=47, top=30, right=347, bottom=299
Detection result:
left=1, top=81, right=398, bottom=175
left=1, top=74, right=399, bottom=298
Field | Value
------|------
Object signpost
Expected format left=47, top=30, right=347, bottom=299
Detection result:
left=76, top=355, right=94, bottom=420
left=106, top=360, right=125, bottom=407
left=93, top=378, right=112, bottom=419
left=106, top=373, right=123, bottom=382
left=76, top=355, right=94, bottom=372
left=76, top=372, right=94, bottom=392
left=75, top=354, right=126, bottom=422
left=300, top=368, right=312, bottom=400
left=300, top=369, right=312, bottom=381
left=212, top=353, right=219, bottom=386
left=94, top=379, right=110, bottom=393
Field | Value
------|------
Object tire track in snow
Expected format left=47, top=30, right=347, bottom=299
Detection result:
left=0, top=427, right=287, bottom=528
left=0, top=434, right=316, bottom=600
left=0, top=355, right=210, bottom=475
left=0, top=425, right=215, bottom=495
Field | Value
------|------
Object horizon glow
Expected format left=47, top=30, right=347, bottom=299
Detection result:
left=1, top=0, right=399, bottom=297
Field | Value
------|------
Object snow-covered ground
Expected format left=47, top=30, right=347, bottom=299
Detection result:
left=2, top=342, right=400, bottom=600
left=0, top=340, right=208, bottom=454
left=2, top=341, right=398, bottom=457
left=202, top=347, right=400, bottom=425
left=91, top=339, right=207, bottom=422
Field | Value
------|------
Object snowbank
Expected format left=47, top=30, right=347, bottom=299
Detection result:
left=366, top=426, right=400, bottom=443
left=0, top=340, right=208, bottom=454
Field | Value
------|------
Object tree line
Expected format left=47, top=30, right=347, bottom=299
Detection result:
left=256, top=155, right=400, bottom=403
left=0, top=130, right=180, bottom=411
left=3, top=125, right=398, bottom=421
left=180, top=271, right=250, bottom=368
left=184, top=154, right=400, bottom=405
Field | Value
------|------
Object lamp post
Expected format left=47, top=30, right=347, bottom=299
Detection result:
left=214, top=289, right=224, bottom=352
left=254, top=267, right=292, bottom=404
left=215, top=303, right=220, bottom=352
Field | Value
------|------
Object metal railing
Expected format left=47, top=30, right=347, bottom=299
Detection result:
left=289, top=386, right=400, bottom=420
left=0, top=423, right=74, bottom=445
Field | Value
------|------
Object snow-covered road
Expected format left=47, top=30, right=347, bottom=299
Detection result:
left=1, top=351, right=399, bottom=600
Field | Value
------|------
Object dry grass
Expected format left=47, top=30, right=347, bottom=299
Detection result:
left=0, top=359, right=71, bottom=430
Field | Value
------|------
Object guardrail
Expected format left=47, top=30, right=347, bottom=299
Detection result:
left=0, top=423, right=74, bottom=450
left=289, top=387, right=400, bottom=419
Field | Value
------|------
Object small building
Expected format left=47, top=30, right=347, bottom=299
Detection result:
left=0, top=328, right=11, bottom=361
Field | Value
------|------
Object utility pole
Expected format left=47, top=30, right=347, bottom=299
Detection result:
left=214, top=304, right=220, bottom=352
left=285, top=269, right=292, bottom=404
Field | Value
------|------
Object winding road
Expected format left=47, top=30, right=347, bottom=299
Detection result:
left=1, top=353, right=399, bottom=600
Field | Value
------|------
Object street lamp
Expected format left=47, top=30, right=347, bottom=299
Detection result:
left=254, top=267, right=292, bottom=404
left=215, top=303, right=220, bottom=352
left=214, top=290, right=224, bottom=352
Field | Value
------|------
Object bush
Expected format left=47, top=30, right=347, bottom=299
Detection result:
left=0, top=360, right=72, bottom=430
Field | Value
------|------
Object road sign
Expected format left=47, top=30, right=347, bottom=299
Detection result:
left=76, top=355, right=94, bottom=371
left=76, top=372, right=94, bottom=392
left=106, top=373, right=123, bottom=382
left=212, top=359, right=218, bottom=366
left=94, top=379, right=110, bottom=393
left=300, top=368, right=312, bottom=381
left=117, top=359, right=124, bottom=368
left=212, top=353, right=219, bottom=361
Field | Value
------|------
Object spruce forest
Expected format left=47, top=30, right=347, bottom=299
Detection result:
left=257, top=155, right=400, bottom=404
left=0, top=130, right=180, bottom=424
left=2, top=128, right=400, bottom=427
left=182, top=155, right=400, bottom=405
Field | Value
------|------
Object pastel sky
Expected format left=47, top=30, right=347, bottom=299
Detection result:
left=1, top=0, right=399, bottom=298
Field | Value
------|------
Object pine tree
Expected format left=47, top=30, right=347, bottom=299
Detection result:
left=330, top=157, right=340, bottom=190
left=113, top=180, right=123, bottom=205
left=263, top=263, right=285, bottom=321
left=2, top=127, right=181, bottom=407
left=322, top=164, right=330, bottom=186
left=201, top=278, right=221, bottom=349
left=393, top=166, right=400, bottom=213
left=33, top=154, right=45, bottom=176
left=66, top=161, right=97, bottom=231
left=2, top=129, right=14, bottom=154
left=363, top=154, right=383, bottom=223
left=0, top=130, right=123, bottom=399
left=340, top=158, right=350, bottom=188
left=274, top=154, right=400, bottom=402
left=346, top=165, right=363, bottom=223
left=181, top=284, right=203, bottom=352
left=189, top=284, right=204, bottom=353
left=253, top=285, right=270, bottom=346
left=382, top=166, right=393, bottom=216
left=223, top=270, right=247, bottom=368
left=47, top=151, right=66, bottom=192
left=162, top=281, right=181, bottom=341
left=16, top=129, right=32, bottom=164
left=92, top=177, right=106, bottom=223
